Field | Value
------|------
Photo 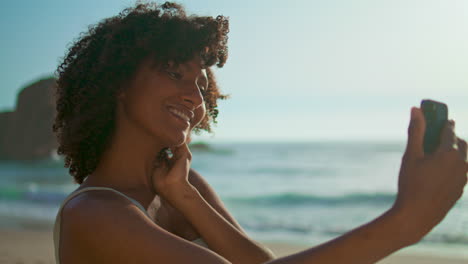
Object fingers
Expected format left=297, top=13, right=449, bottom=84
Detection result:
left=171, top=143, right=192, bottom=162
left=439, top=120, right=456, bottom=151
left=457, top=138, right=468, bottom=173
left=457, top=137, right=467, bottom=162
left=405, top=107, right=426, bottom=160
left=157, top=144, right=192, bottom=169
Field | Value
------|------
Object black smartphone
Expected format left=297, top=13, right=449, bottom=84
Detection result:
left=421, top=99, right=448, bottom=154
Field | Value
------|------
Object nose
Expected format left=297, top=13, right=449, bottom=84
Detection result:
left=181, top=79, right=204, bottom=110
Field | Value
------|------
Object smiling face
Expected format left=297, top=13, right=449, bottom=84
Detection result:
left=117, top=56, right=208, bottom=147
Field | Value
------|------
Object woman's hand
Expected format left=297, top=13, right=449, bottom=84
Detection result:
left=151, top=143, right=198, bottom=206
left=393, top=107, right=468, bottom=244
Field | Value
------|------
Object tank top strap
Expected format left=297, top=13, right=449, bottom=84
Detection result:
left=68, top=187, right=149, bottom=216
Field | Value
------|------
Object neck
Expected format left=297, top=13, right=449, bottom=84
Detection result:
left=86, top=116, right=167, bottom=196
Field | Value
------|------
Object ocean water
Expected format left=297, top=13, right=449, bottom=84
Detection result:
left=0, top=141, right=467, bottom=258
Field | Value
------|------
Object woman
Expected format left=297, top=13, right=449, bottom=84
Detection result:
left=52, top=2, right=467, bottom=263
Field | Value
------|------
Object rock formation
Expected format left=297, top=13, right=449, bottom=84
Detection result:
left=0, top=77, right=58, bottom=160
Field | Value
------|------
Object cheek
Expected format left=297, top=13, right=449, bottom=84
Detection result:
left=191, top=104, right=206, bottom=128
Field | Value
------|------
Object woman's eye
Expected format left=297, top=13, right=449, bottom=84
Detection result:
left=167, top=71, right=182, bottom=80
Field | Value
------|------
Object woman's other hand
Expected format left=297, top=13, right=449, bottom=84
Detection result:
left=151, top=143, right=198, bottom=206
left=394, top=107, right=468, bottom=244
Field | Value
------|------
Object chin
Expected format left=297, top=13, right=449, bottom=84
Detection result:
left=165, top=131, right=189, bottom=148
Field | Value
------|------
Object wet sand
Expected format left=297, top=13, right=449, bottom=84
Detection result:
left=263, top=242, right=468, bottom=264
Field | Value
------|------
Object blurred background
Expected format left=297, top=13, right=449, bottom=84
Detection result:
left=0, top=0, right=467, bottom=263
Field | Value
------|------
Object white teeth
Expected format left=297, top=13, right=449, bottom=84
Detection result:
left=169, top=108, right=190, bottom=122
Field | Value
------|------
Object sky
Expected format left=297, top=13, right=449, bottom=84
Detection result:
left=1, top=0, right=467, bottom=142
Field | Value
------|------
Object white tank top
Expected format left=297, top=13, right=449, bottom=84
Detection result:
left=53, top=186, right=209, bottom=263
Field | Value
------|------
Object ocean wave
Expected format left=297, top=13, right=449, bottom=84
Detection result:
left=249, top=167, right=335, bottom=177
left=0, top=186, right=68, bottom=204
left=225, top=192, right=396, bottom=207
left=241, top=221, right=314, bottom=234
left=422, top=233, right=468, bottom=245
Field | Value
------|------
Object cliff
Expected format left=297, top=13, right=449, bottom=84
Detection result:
left=0, top=77, right=58, bottom=160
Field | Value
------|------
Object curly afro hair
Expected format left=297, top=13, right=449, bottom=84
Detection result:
left=53, top=2, right=229, bottom=184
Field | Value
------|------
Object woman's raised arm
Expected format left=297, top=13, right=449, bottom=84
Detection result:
left=155, top=107, right=466, bottom=264
left=265, top=108, right=467, bottom=264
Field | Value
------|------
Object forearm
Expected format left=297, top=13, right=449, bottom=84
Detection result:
left=173, top=187, right=414, bottom=264
left=266, top=207, right=416, bottom=264
left=173, top=185, right=275, bottom=264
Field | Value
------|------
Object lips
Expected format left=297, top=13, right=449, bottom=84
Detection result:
left=167, top=105, right=194, bottom=126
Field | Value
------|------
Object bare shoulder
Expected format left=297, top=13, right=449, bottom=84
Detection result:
left=187, top=168, right=229, bottom=207
left=188, top=168, right=245, bottom=232
left=188, top=168, right=222, bottom=203
left=188, top=168, right=210, bottom=192
left=61, top=190, right=230, bottom=264
left=60, top=190, right=149, bottom=263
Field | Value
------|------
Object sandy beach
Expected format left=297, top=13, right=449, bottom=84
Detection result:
left=1, top=228, right=466, bottom=264
left=264, top=242, right=468, bottom=264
